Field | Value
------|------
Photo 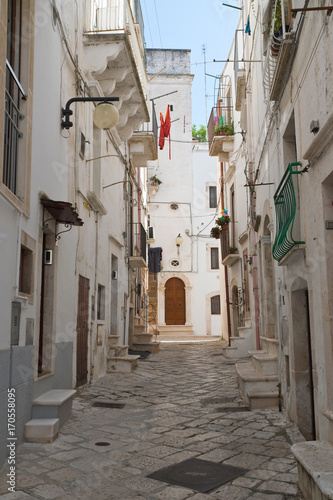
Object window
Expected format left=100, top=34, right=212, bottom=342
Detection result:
left=19, top=246, right=33, bottom=294
left=97, top=284, right=105, bottom=320
left=209, top=186, right=217, bottom=208
left=211, top=295, right=221, bottom=314
left=3, top=1, right=25, bottom=194
left=1, top=0, right=34, bottom=212
left=210, top=247, right=219, bottom=269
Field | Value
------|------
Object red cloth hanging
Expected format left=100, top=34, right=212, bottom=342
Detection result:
left=159, top=105, right=171, bottom=159
left=159, top=112, right=165, bottom=150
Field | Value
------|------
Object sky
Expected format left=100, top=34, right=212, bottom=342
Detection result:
left=141, top=0, right=240, bottom=127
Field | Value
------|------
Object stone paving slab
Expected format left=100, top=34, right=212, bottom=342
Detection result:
left=0, top=342, right=305, bottom=499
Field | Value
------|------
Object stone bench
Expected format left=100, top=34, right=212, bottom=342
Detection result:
left=291, top=441, right=333, bottom=500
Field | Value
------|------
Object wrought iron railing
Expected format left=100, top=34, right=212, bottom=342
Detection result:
left=207, top=102, right=234, bottom=148
left=220, top=227, right=230, bottom=261
left=3, top=60, right=25, bottom=194
left=134, top=100, right=158, bottom=150
left=272, top=162, right=304, bottom=261
left=131, top=222, right=147, bottom=262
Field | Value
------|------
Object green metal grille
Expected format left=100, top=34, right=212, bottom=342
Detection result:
left=272, top=162, right=305, bottom=262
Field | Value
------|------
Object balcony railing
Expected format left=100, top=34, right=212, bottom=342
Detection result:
left=272, top=162, right=304, bottom=262
left=135, top=100, right=158, bottom=151
left=207, top=103, right=234, bottom=148
left=129, top=222, right=147, bottom=268
left=220, top=227, right=239, bottom=266
left=86, top=0, right=147, bottom=99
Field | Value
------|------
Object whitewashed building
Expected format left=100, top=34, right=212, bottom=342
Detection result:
left=0, top=0, right=155, bottom=465
left=146, top=49, right=222, bottom=339
left=214, top=0, right=333, bottom=496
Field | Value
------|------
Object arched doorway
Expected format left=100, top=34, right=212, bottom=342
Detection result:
left=165, top=278, right=185, bottom=325
left=231, top=285, right=239, bottom=337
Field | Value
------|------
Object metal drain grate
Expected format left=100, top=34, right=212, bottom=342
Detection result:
left=92, top=402, right=125, bottom=409
left=200, top=396, right=236, bottom=405
left=214, top=406, right=251, bottom=413
left=147, top=458, right=248, bottom=493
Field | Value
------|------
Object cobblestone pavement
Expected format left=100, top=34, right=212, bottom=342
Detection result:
left=0, top=341, right=305, bottom=500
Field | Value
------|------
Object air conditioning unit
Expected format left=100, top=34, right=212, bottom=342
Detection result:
left=147, top=226, right=155, bottom=242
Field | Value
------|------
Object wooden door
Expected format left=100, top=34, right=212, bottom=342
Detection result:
left=76, top=275, right=90, bottom=387
left=165, top=278, right=185, bottom=325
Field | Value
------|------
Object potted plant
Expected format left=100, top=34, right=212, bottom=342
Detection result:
left=210, top=226, right=222, bottom=239
left=229, top=246, right=238, bottom=254
left=215, top=209, right=230, bottom=228
left=214, top=122, right=234, bottom=136
left=149, top=175, right=162, bottom=186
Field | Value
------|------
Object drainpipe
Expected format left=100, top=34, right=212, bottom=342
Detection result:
left=277, top=278, right=283, bottom=411
left=220, top=162, right=232, bottom=345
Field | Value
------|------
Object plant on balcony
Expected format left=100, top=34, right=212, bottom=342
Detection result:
left=229, top=246, right=238, bottom=254
left=149, top=175, right=162, bottom=186
left=210, top=226, right=222, bottom=239
left=214, top=122, right=234, bottom=137
left=215, top=209, right=230, bottom=226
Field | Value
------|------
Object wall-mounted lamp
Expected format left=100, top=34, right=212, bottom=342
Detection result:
left=61, top=97, right=119, bottom=130
left=176, top=234, right=183, bottom=247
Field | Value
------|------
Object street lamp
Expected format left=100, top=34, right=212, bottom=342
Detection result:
left=61, top=97, right=119, bottom=130
left=176, top=234, right=183, bottom=247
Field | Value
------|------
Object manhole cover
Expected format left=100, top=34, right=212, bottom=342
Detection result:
left=92, top=402, right=125, bottom=409
left=147, top=458, right=248, bottom=493
left=95, top=442, right=111, bottom=447
left=214, top=406, right=251, bottom=413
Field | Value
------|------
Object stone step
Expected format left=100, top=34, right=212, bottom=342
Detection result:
left=223, top=330, right=254, bottom=359
left=247, top=390, right=280, bottom=410
left=236, top=361, right=279, bottom=407
left=108, top=345, right=128, bottom=357
left=261, top=336, right=279, bottom=356
left=108, top=335, right=120, bottom=347
left=32, top=390, right=76, bottom=428
left=132, top=342, right=160, bottom=353
left=133, top=332, right=155, bottom=343
left=157, top=325, right=194, bottom=336
left=134, top=324, right=146, bottom=334
left=107, top=355, right=140, bottom=373
left=24, top=418, right=59, bottom=443
left=251, top=353, right=278, bottom=376
left=291, top=441, right=333, bottom=500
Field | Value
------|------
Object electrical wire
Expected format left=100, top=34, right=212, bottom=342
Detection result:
left=153, top=0, right=163, bottom=48
left=142, top=0, right=154, bottom=47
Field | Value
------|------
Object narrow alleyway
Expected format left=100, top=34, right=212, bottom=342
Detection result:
left=0, top=342, right=304, bottom=500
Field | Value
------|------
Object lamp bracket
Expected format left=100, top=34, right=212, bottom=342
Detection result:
left=61, top=97, right=119, bottom=129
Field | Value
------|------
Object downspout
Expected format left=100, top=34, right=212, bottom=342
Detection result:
left=91, top=210, right=99, bottom=382
left=220, top=162, right=232, bottom=345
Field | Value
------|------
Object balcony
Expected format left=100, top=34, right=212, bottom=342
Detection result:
left=129, top=100, right=158, bottom=167
left=83, top=0, right=149, bottom=141
left=220, top=228, right=239, bottom=266
left=272, top=162, right=305, bottom=264
left=129, top=222, right=147, bottom=268
left=207, top=105, right=234, bottom=158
